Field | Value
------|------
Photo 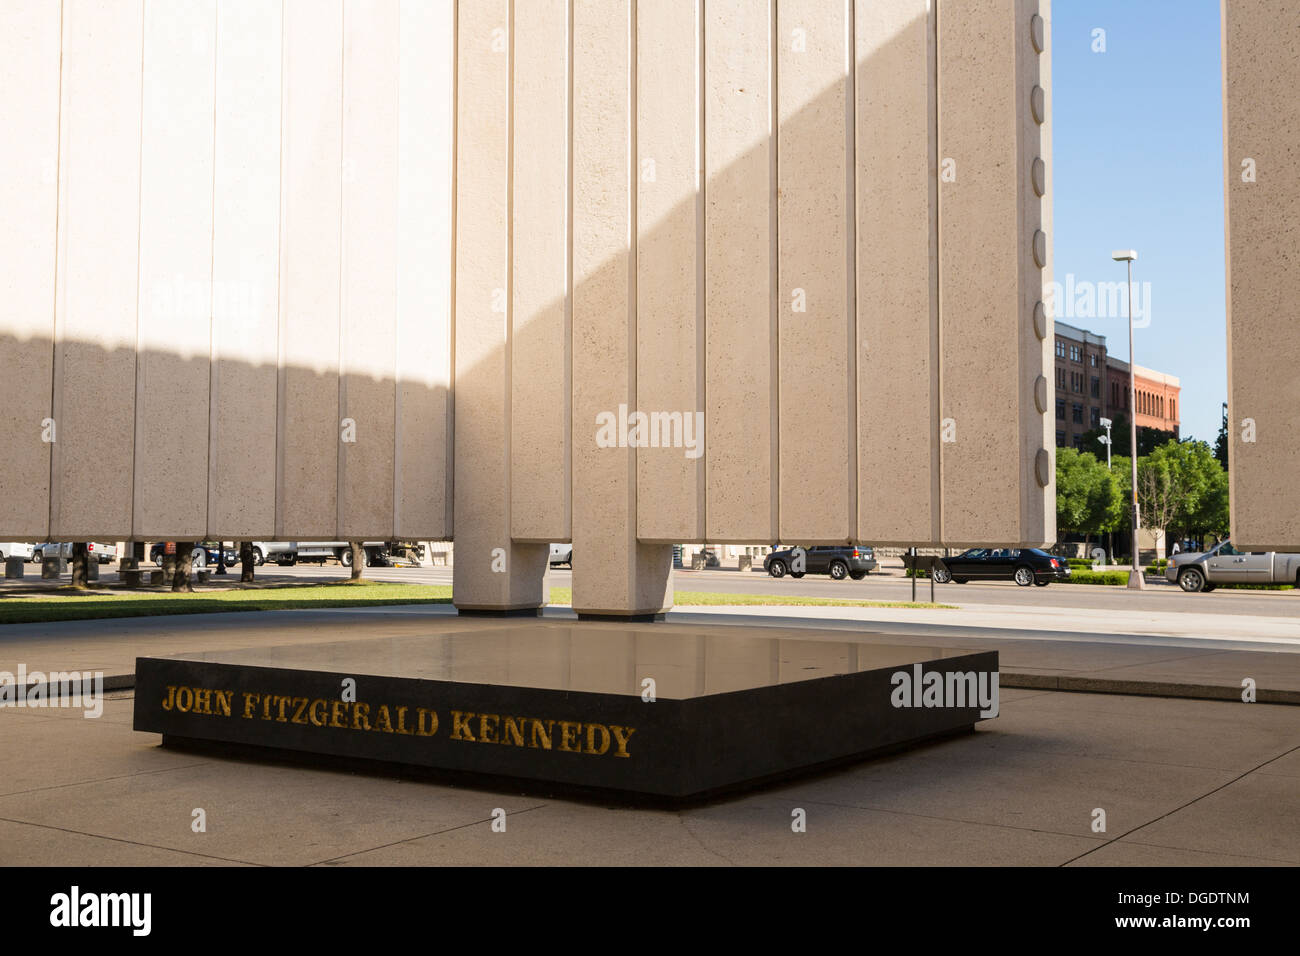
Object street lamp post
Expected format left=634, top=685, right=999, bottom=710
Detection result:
left=1112, top=249, right=1144, bottom=589
left=1099, top=416, right=1113, bottom=565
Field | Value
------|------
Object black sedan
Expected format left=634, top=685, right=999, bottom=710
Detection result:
left=931, top=548, right=1070, bottom=587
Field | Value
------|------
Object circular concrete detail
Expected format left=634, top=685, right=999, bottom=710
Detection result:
left=1034, top=375, right=1048, bottom=413
left=1033, top=300, right=1048, bottom=339
left=1035, top=448, right=1051, bottom=487
left=1032, top=157, right=1046, bottom=196
left=1031, top=85, right=1045, bottom=124
left=1030, top=14, right=1045, bottom=53
left=1032, top=229, right=1047, bottom=268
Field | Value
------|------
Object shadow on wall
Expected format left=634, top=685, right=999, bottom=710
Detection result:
left=0, top=3, right=1047, bottom=607
left=0, top=333, right=450, bottom=543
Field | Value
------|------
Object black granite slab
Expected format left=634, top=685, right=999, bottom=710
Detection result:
left=133, top=620, right=999, bottom=801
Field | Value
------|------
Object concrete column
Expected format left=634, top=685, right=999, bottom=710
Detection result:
left=276, top=0, right=342, bottom=539
left=0, top=0, right=59, bottom=541
left=5, top=558, right=24, bottom=579
left=133, top=0, right=216, bottom=543
left=777, top=0, right=854, bottom=544
left=339, top=0, right=399, bottom=541
left=855, top=0, right=939, bottom=545
left=571, top=0, right=672, bottom=617
left=635, top=0, right=705, bottom=545
left=704, top=0, right=777, bottom=544
left=1222, top=0, right=1300, bottom=551
left=208, top=0, right=283, bottom=541
left=511, top=0, right=571, bottom=545
left=395, top=0, right=454, bottom=541
left=453, top=0, right=548, bottom=613
left=936, top=0, right=1053, bottom=547
left=49, top=0, right=144, bottom=541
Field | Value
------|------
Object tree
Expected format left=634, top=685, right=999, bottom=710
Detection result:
left=70, top=542, right=91, bottom=590
left=1212, top=401, right=1229, bottom=468
left=171, top=541, right=196, bottom=593
left=1134, top=439, right=1226, bottom=554
left=1055, top=448, right=1123, bottom=549
left=349, top=541, right=365, bottom=582
left=239, top=540, right=256, bottom=583
left=1078, top=412, right=1176, bottom=459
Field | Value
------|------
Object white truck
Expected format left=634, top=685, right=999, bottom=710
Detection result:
left=1166, top=539, right=1300, bottom=592
left=263, top=542, right=389, bottom=568
left=0, top=542, right=35, bottom=562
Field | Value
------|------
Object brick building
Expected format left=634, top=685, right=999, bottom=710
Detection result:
left=1053, top=320, right=1180, bottom=452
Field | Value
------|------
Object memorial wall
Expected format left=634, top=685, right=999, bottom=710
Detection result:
left=1, top=0, right=1059, bottom=614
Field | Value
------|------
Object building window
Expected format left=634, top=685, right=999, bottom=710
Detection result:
left=1090, top=407, right=1100, bottom=428
left=1170, top=399, right=1175, bottom=420
left=1072, top=404, right=1083, bottom=425
left=1090, top=353, right=1099, bottom=367
left=1072, top=434, right=1084, bottom=450
left=1055, top=340, right=1066, bottom=359
left=1056, top=367, right=1066, bottom=389
left=1090, top=376, right=1100, bottom=398
left=1056, top=430, right=1066, bottom=447
left=1070, top=345, right=1082, bottom=363
left=1056, top=398, right=1066, bottom=421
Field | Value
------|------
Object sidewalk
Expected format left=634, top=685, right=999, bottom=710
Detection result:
left=1, top=601, right=1296, bottom=703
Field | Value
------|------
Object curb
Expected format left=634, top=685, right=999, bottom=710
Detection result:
left=1001, top=672, right=1296, bottom=705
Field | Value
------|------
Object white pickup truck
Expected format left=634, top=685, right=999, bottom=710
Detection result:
left=1166, top=539, right=1300, bottom=592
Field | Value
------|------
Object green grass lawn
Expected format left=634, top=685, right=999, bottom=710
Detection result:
left=546, top=587, right=952, bottom=610
left=0, top=582, right=454, bottom=625
left=0, top=581, right=952, bottom=624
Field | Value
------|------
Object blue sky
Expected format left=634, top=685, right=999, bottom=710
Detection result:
left=1052, top=0, right=1226, bottom=444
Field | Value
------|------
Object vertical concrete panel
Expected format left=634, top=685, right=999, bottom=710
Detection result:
left=777, top=0, right=853, bottom=544
left=704, top=0, right=776, bottom=543
left=338, top=0, right=398, bottom=540
left=572, top=0, right=672, bottom=615
left=133, top=0, right=217, bottom=540
left=1223, top=0, right=1300, bottom=551
left=0, top=0, right=60, bottom=539
left=208, top=0, right=283, bottom=540
left=510, top=0, right=570, bottom=543
left=277, top=0, right=342, bottom=539
left=636, top=0, right=704, bottom=544
left=855, top=0, right=937, bottom=545
left=454, top=0, right=547, bottom=609
left=50, top=0, right=144, bottom=540
left=395, top=0, right=453, bottom=540
left=937, top=0, right=1050, bottom=546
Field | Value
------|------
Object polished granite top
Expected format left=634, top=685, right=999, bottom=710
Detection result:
left=149, top=620, right=979, bottom=700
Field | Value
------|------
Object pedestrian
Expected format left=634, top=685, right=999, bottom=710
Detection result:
left=1171, top=540, right=1181, bottom=556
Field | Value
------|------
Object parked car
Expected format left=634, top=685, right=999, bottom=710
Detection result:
left=931, top=548, right=1069, bottom=587
left=764, top=545, right=877, bottom=581
left=150, top=542, right=238, bottom=569
left=1166, top=539, right=1300, bottom=592
left=30, top=542, right=117, bottom=564
left=548, top=543, right=573, bottom=567
left=0, top=542, right=35, bottom=562
left=262, top=542, right=388, bottom=567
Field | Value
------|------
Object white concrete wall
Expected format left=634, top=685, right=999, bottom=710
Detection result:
left=0, top=0, right=1060, bottom=613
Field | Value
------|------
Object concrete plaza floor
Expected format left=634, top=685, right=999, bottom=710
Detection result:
left=1, top=686, right=1297, bottom=866
left=1, top=604, right=1297, bottom=866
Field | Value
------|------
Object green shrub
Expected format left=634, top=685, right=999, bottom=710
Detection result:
left=1061, top=570, right=1129, bottom=585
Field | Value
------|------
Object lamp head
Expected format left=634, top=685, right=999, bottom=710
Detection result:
left=1111, top=249, right=1137, bottom=262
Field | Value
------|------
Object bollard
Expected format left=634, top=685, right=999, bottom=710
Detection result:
left=738, top=555, right=753, bottom=572
left=150, top=570, right=164, bottom=586
left=197, top=570, right=210, bottom=584
left=5, top=557, right=24, bottom=579
left=120, top=557, right=141, bottom=587
left=691, top=553, right=706, bottom=570
left=42, top=555, right=64, bottom=579
left=86, top=560, right=99, bottom=582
